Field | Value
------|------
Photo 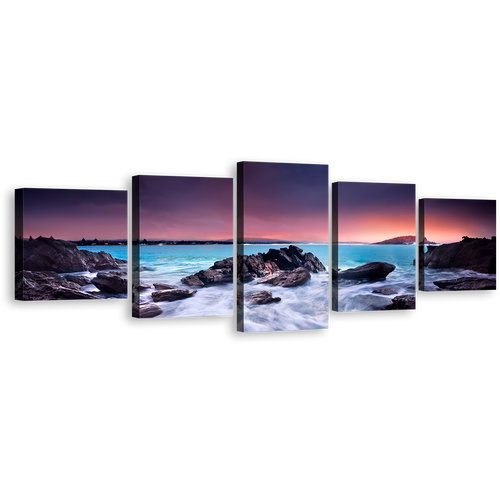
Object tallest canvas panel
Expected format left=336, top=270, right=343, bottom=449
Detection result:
left=237, top=161, right=329, bottom=332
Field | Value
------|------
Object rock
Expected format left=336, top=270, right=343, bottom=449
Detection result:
left=151, top=288, right=197, bottom=302
left=91, top=272, right=128, bottom=294
left=132, top=302, right=163, bottom=318
left=153, top=283, right=176, bottom=290
left=18, top=236, right=123, bottom=273
left=384, top=294, right=416, bottom=310
left=182, top=245, right=325, bottom=287
left=372, top=287, right=399, bottom=295
left=258, top=267, right=311, bottom=287
left=63, top=274, right=92, bottom=286
left=345, top=294, right=392, bottom=311
left=433, top=277, right=496, bottom=291
left=133, top=282, right=152, bottom=291
left=246, top=290, right=281, bottom=305
left=15, top=270, right=98, bottom=301
left=338, top=262, right=396, bottom=280
left=423, top=238, right=496, bottom=273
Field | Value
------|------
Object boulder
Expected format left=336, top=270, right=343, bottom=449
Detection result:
left=423, top=238, right=495, bottom=273
left=151, top=288, right=197, bottom=302
left=433, top=277, right=496, bottom=291
left=258, top=267, right=311, bottom=287
left=91, top=272, right=128, bottom=294
left=133, top=282, right=152, bottom=291
left=132, top=302, right=163, bottom=318
left=338, top=262, right=396, bottom=280
left=246, top=290, right=282, bottom=305
left=384, top=294, right=416, bottom=310
left=182, top=258, right=234, bottom=286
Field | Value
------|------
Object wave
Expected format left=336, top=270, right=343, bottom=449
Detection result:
left=239, top=273, right=329, bottom=332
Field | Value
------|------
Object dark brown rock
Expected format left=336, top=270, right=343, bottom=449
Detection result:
left=132, top=302, right=163, bottom=318
left=433, top=277, right=496, bottom=291
left=338, top=262, right=396, bottom=280
left=246, top=290, right=281, bottom=305
left=385, top=295, right=417, bottom=311
left=63, top=274, right=92, bottom=286
left=151, top=288, right=197, bottom=302
left=258, top=267, right=311, bottom=287
left=91, top=272, right=128, bottom=294
left=423, top=238, right=496, bottom=273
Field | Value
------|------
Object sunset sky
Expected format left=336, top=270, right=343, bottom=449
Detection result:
left=20, top=188, right=127, bottom=240
left=337, top=182, right=415, bottom=243
left=423, top=198, right=496, bottom=243
left=240, top=162, right=328, bottom=243
left=138, top=176, right=233, bottom=240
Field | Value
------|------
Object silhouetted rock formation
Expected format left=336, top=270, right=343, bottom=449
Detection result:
left=181, top=258, right=233, bottom=286
left=373, top=235, right=415, bottom=245
left=336, top=262, right=396, bottom=280
left=17, top=237, right=124, bottom=273
left=423, top=238, right=495, bottom=273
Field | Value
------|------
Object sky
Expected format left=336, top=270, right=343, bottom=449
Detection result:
left=423, top=198, right=496, bottom=243
left=241, top=162, right=328, bottom=243
left=20, top=188, right=127, bottom=240
left=138, top=176, right=233, bottom=240
left=336, top=182, right=415, bottom=242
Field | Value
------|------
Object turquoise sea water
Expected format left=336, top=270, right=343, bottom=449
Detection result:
left=135, top=245, right=234, bottom=318
left=77, top=245, right=128, bottom=261
left=336, top=244, right=416, bottom=312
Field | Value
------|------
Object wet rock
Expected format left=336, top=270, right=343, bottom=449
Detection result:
left=132, top=302, right=163, bottom=318
left=372, top=287, right=399, bottom=295
left=384, top=294, right=416, bottom=310
left=433, top=277, right=496, bottom=291
left=151, top=288, right=197, bottom=302
left=91, top=272, right=128, bottom=294
left=133, top=282, right=152, bottom=291
left=246, top=290, right=282, bottom=305
left=258, top=267, right=311, bottom=287
left=346, top=294, right=392, bottom=311
left=338, top=262, right=396, bottom=280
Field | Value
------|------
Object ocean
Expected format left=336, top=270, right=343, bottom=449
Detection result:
left=336, top=244, right=416, bottom=311
left=134, top=244, right=234, bottom=318
left=239, top=244, right=329, bottom=332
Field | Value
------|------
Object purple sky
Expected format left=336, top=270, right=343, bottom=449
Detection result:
left=20, top=188, right=127, bottom=240
left=423, top=198, right=496, bottom=243
left=138, top=175, right=233, bottom=240
left=241, top=162, right=328, bottom=242
left=337, top=182, right=416, bottom=242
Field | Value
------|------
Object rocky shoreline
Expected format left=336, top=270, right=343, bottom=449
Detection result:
left=15, top=236, right=127, bottom=301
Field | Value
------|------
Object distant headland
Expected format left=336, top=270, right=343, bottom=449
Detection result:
left=371, top=235, right=437, bottom=245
